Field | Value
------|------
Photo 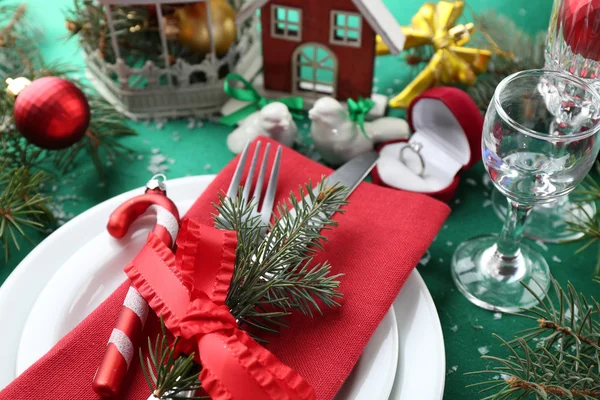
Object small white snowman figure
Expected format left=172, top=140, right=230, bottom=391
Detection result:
left=309, top=97, right=409, bottom=166
left=226, top=102, right=298, bottom=154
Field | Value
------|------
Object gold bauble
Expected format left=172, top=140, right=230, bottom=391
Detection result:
left=175, top=0, right=236, bottom=56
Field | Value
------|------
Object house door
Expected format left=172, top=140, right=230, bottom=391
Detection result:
left=292, top=43, right=338, bottom=97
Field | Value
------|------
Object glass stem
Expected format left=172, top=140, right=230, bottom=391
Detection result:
left=496, top=199, right=532, bottom=258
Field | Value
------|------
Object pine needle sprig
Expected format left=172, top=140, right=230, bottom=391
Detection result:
left=140, top=319, right=208, bottom=400
left=53, top=94, right=137, bottom=179
left=0, top=164, right=54, bottom=260
left=214, top=178, right=348, bottom=332
left=563, top=163, right=600, bottom=275
left=468, top=277, right=600, bottom=399
left=0, top=2, right=40, bottom=81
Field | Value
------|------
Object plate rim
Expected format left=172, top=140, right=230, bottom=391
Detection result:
left=397, top=270, right=446, bottom=400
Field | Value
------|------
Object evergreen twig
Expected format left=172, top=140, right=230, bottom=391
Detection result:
left=0, top=2, right=24, bottom=46
left=142, top=179, right=348, bottom=398
left=468, top=277, right=600, bottom=399
left=565, top=162, right=600, bottom=275
left=215, top=178, right=348, bottom=331
left=0, top=164, right=54, bottom=260
left=140, top=319, right=208, bottom=400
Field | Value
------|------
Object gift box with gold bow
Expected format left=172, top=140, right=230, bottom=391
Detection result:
left=377, top=1, right=492, bottom=109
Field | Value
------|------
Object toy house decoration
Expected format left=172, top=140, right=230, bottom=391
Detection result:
left=235, top=0, right=405, bottom=106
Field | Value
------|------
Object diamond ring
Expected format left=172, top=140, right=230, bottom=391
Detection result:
left=399, top=142, right=426, bottom=177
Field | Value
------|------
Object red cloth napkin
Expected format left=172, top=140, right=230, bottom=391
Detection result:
left=0, top=138, right=450, bottom=400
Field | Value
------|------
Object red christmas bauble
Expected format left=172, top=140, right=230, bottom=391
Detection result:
left=13, top=77, right=91, bottom=150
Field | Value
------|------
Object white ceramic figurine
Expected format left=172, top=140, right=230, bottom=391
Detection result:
left=227, top=102, right=298, bottom=154
left=309, top=97, right=409, bottom=166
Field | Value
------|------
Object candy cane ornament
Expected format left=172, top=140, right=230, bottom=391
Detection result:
left=93, top=175, right=180, bottom=398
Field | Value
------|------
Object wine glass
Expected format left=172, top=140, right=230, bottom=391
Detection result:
left=489, top=0, right=600, bottom=243
left=452, top=69, right=600, bottom=312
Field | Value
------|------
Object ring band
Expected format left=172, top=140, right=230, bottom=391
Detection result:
left=399, top=142, right=426, bottom=177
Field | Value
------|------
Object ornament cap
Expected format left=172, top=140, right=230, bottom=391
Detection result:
left=146, top=174, right=167, bottom=192
left=5, top=77, right=32, bottom=99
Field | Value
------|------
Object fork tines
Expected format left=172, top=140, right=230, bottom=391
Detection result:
left=226, top=141, right=282, bottom=228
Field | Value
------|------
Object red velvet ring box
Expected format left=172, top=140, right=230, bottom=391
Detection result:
left=371, top=87, right=484, bottom=203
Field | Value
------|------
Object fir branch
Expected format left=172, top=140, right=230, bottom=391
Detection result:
left=0, top=1, right=138, bottom=259
left=214, top=178, right=348, bottom=332
left=0, top=2, right=25, bottom=47
left=505, top=376, right=600, bottom=399
left=53, top=94, right=137, bottom=179
left=0, top=1, right=41, bottom=88
left=565, top=162, right=600, bottom=275
left=468, top=277, right=600, bottom=399
left=0, top=164, right=54, bottom=260
left=140, top=319, right=208, bottom=400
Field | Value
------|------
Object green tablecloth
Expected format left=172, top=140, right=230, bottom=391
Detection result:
left=3, top=1, right=599, bottom=399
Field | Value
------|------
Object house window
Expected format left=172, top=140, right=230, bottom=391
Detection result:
left=330, top=11, right=362, bottom=47
left=271, top=5, right=302, bottom=41
left=293, top=43, right=338, bottom=97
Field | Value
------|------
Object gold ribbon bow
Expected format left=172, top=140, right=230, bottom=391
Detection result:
left=377, top=1, right=492, bottom=109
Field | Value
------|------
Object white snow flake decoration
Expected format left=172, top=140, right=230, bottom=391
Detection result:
left=148, top=151, right=169, bottom=175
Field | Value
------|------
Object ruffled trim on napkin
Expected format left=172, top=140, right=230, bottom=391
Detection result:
left=234, top=331, right=316, bottom=400
left=211, top=228, right=237, bottom=304
left=175, top=218, right=199, bottom=293
left=196, top=331, right=316, bottom=400
left=174, top=217, right=237, bottom=305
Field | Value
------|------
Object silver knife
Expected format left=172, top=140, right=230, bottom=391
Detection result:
left=318, top=151, right=379, bottom=198
left=264, top=151, right=379, bottom=277
left=302, top=151, right=379, bottom=216
left=274, top=150, right=379, bottom=225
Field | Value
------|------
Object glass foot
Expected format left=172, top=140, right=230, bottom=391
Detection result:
left=491, top=190, right=595, bottom=243
left=451, top=235, right=551, bottom=312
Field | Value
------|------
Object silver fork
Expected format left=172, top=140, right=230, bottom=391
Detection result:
left=219, top=141, right=282, bottom=236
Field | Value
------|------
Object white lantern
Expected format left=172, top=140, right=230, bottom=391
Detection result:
left=85, top=0, right=260, bottom=119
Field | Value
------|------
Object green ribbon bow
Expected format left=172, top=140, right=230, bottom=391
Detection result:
left=347, top=97, right=376, bottom=139
left=219, top=73, right=305, bottom=126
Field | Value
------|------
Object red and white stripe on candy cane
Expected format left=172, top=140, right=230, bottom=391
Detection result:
left=93, top=175, right=180, bottom=398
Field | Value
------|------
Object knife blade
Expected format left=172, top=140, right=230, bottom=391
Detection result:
left=278, top=151, right=379, bottom=226
left=317, top=151, right=379, bottom=198
left=264, top=151, right=379, bottom=278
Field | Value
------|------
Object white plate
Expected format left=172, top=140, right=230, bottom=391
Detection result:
left=16, top=175, right=398, bottom=400
left=0, top=175, right=445, bottom=399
